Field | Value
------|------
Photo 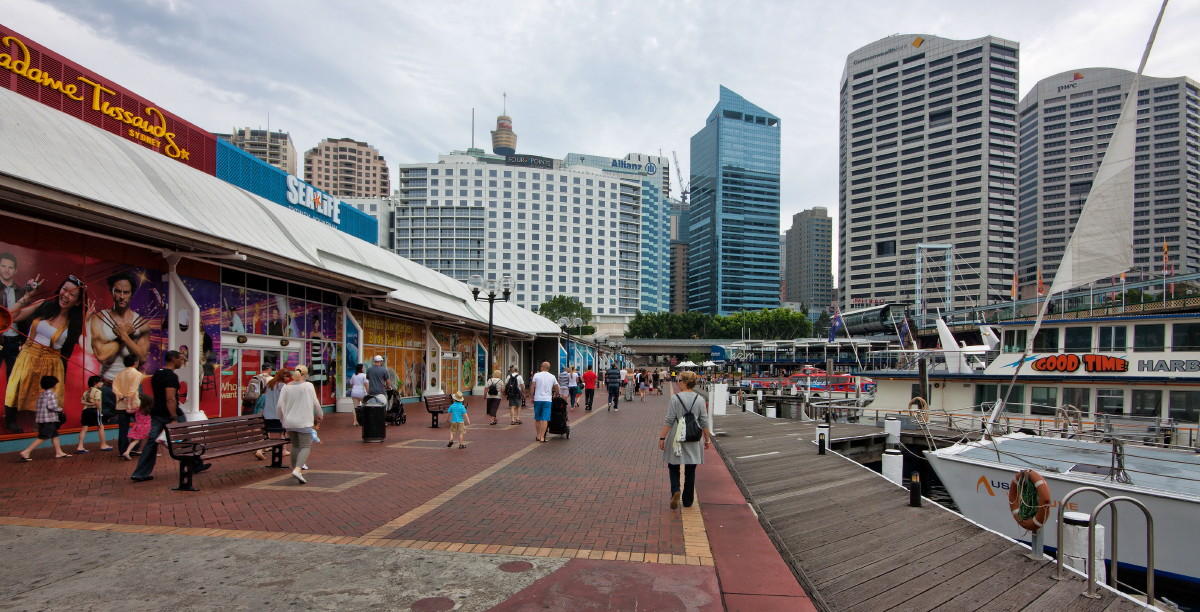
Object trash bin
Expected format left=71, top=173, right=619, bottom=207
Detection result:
left=361, top=396, right=386, bottom=443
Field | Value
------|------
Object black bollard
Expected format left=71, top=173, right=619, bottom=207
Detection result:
left=908, top=471, right=922, bottom=507
left=818, top=432, right=827, bottom=455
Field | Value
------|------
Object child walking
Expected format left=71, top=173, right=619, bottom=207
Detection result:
left=122, top=391, right=152, bottom=461
left=76, top=375, right=113, bottom=453
left=18, top=376, right=70, bottom=460
left=446, top=391, right=470, bottom=449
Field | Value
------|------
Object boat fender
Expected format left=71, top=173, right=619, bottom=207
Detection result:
left=1008, top=469, right=1051, bottom=532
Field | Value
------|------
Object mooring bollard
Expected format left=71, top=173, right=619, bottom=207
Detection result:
left=884, top=415, right=901, bottom=447
left=909, top=471, right=922, bottom=507
left=883, top=448, right=903, bottom=484
left=1062, top=511, right=1106, bottom=583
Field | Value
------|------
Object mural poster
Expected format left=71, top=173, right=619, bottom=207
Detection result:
left=357, top=311, right=425, bottom=397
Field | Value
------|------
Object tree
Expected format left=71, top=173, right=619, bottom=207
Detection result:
left=813, top=311, right=832, bottom=338
left=537, top=295, right=595, bottom=335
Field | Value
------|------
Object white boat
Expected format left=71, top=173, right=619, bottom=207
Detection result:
left=926, top=432, right=1200, bottom=584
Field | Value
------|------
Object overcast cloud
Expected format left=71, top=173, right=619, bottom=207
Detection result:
left=3, top=0, right=1197, bottom=233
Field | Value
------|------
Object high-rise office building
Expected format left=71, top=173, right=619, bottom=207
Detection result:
left=304, top=137, right=391, bottom=199
left=1017, top=69, right=1199, bottom=290
left=669, top=197, right=689, bottom=313
left=839, top=35, right=1019, bottom=315
left=784, top=207, right=834, bottom=313
left=344, top=196, right=397, bottom=249
left=215, top=128, right=298, bottom=175
left=688, top=86, right=781, bottom=315
left=566, top=153, right=670, bottom=313
left=393, top=149, right=643, bottom=324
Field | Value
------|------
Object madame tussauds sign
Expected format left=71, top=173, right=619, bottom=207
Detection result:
left=0, top=25, right=216, bottom=174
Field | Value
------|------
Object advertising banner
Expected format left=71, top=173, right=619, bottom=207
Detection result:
left=0, top=24, right=216, bottom=174
left=356, top=311, right=425, bottom=398
left=1, top=223, right=170, bottom=436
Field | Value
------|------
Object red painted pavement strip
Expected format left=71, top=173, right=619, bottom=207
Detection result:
left=698, top=424, right=813, bottom=607
left=488, top=558, right=722, bottom=611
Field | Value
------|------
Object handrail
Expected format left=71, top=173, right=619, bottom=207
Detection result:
left=1084, top=496, right=1155, bottom=602
left=1053, top=486, right=1109, bottom=580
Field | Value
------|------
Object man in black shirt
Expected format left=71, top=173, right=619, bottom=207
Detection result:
left=131, top=350, right=192, bottom=482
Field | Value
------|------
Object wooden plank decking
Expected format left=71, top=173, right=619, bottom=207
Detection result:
left=712, top=411, right=1146, bottom=612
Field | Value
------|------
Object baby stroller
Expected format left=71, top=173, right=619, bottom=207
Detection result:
left=385, top=389, right=406, bottom=425
left=548, top=396, right=570, bottom=439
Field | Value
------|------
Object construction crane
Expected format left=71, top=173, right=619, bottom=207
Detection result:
left=671, top=150, right=690, bottom=204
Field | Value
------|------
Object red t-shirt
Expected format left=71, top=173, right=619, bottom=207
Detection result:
left=582, top=370, right=598, bottom=389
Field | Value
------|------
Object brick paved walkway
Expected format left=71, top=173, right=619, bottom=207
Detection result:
left=0, top=386, right=808, bottom=610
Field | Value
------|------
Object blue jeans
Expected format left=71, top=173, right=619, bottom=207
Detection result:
left=568, top=387, right=579, bottom=406
left=131, top=416, right=172, bottom=479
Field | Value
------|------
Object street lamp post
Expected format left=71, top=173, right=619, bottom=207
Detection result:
left=470, top=274, right=513, bottom=375
left=557, top=316, right=583, bottom=368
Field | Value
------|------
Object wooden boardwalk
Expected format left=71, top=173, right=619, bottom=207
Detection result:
left=712, top=411, right=1146, bottom=611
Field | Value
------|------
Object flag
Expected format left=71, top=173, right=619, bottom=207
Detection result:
left=1011, top=270, right=1018, bottom=300
left=1037, top=267, right=1046, bottom=296
left=1163, top=240, right=1169, bottom=275
left=828, top=308, right=842, bottom=343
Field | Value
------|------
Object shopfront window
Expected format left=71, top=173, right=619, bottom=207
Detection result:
left=1063, top=327, right=1092, bottom=352
left=1030, top=387, right=1058, bottom=416
left=356, top=311, right=427, bottom=398
left=1168, top=391, right=1200, bottom=423
left=1130, top=389, right=1161, bottom=418
left=1096, top=388, right=1124, bottom=415
left=1062, top=387, right=1091, bottom=415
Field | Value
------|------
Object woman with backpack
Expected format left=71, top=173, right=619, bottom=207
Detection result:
left=484, top=369, right=503, bottom=425
left=504, top=366, right=524, bottom=426
left=657, top=371, right=712, bottom=509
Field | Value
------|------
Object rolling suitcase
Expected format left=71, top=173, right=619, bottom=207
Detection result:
left=548, top=396, right=570, bottom=438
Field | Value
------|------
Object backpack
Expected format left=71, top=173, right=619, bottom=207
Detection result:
left=487, top=379, right=499, bottom=396
left=244, top=377, right=263, bottom=402
left=680, top=394, right=703, bottom=442
left=504, top=374, right=521, bottom=399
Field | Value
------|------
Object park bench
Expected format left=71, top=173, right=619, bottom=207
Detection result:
left=424, top=393, right=452, bottom=428
left=165, top=415, right=288, bottom=491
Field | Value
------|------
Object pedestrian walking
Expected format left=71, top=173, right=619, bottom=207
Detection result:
left=531, top=361, right=559, bottom=442
left=122, top=389, right=151, bottom=461
left=17, top=375, right=69, bottom=460
left=566, top=366, right=581, bottom=410
left=604, top=363, right=622, bottom=412
left=254, top=368, right=291, bottom=460
left=349, top=363, right=367, bottom=426
left=637, top=370, right=649, bottom=402
left=582, top=365, right=598, bottom=411
left=504, top=366, right=524, bottom=425
left=131, top=350, right=193, bottom=482
left=112, top=354, right=145, bottom=456
left=278, top=365, right=323, bottom=484
left=657, top=371, right=712, bottom=509
left=76, top=374, right=113, bottom=453
left=484, top=369, right=503, bottom=425
left=446, top=391, right=470, bottom=448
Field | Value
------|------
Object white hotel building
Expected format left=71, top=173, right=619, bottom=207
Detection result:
left=839, top=34, right=1020, bottom=315
left=1017, top=69, right=1200, bottom=290
left=388, top=149, right=654, bottom=326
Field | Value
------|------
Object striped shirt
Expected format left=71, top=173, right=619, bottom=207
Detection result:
left=35, top=390, right=61, bottom=423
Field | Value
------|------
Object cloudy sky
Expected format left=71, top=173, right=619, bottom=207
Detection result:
left=3, top=0, right=1197, bottom=228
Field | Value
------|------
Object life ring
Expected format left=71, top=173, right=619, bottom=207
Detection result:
left=1008, top=469, right=1051, bottom=532
left=908, top=397, right=928, bottom=424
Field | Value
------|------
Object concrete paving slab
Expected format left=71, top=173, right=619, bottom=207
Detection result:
left=489, top=558, right=722, bottom=611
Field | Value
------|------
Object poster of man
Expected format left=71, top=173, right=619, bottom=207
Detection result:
left=89, top=271, right=150, bottom=382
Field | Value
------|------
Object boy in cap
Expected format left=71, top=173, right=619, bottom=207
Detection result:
left=446, top=391, right=470, bottom=448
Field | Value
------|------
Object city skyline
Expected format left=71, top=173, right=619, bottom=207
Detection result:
left=5, top=0, right=1198, bottom=285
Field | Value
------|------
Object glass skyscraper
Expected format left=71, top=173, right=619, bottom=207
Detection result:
left=687, top=86, right=782, bottom=315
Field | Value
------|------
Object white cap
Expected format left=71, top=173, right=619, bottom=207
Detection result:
left=373, top=355, right=384, bottom=362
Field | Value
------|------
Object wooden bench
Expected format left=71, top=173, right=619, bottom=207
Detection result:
left=165, top=415, right=289, bottom=491
left=424, top=394, right=452, bottom=428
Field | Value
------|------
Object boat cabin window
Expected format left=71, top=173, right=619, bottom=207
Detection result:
left=1171, top=322, right=1200, bottom=351
left=1097, top=388, right=1125, bottom=415
left=1002, top=330, right=1026, bottom=352
left=1062, top=387, right=1091, bottom=414
left=1098, top=326, right=1126, bottom=351
left=1064, top=327, right=1092, bottom=352
left=1169, top=390, right=1200, bottom=423
left=974, top=384, right=1024, bottom=413
left=1133, top=324, right=1165, bottom=352
left=1030, top=386, right=1058, bottom=415
left=1131, top=389, right=1161, bottom=418
left=1032, top=328, right=1059, bottom=352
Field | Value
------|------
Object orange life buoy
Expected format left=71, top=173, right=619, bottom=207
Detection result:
left=1008, top=469, right=1051, bottom=531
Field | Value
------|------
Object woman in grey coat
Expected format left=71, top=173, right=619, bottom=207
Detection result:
left=657, top=371, right=712, bottom=509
